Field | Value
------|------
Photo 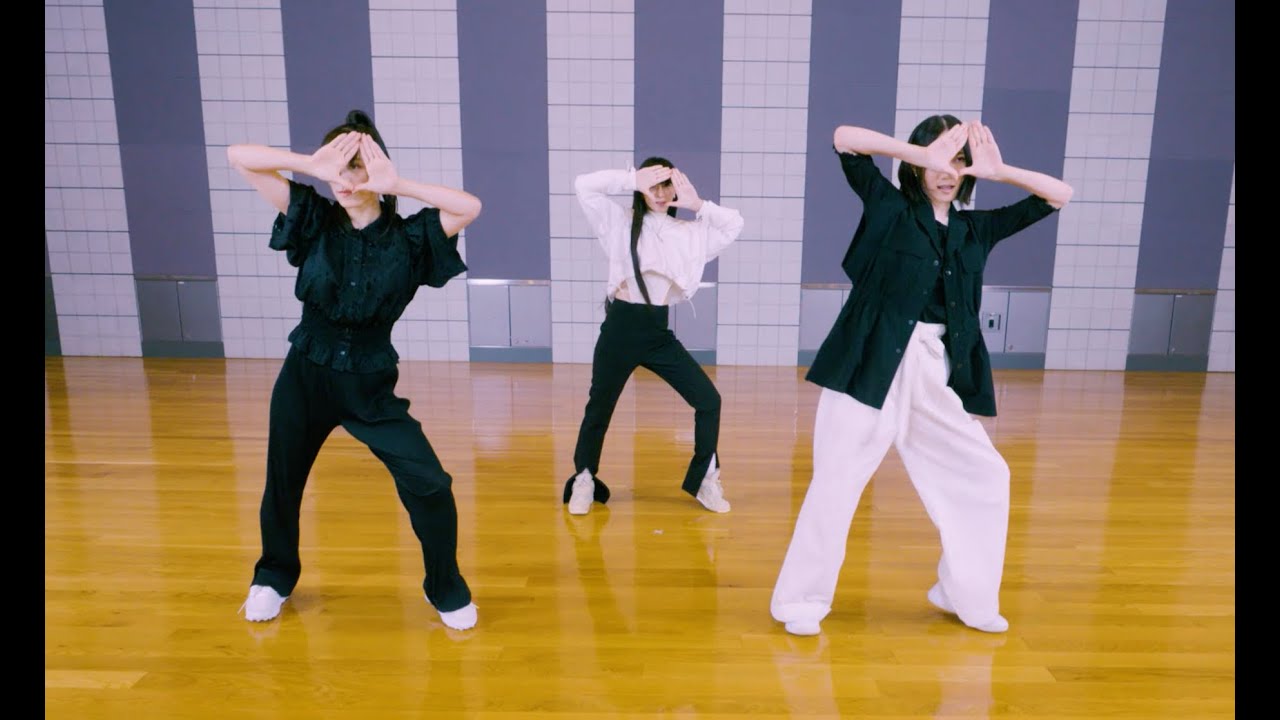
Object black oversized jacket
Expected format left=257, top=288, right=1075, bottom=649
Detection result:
left=806, top=150, right=1058, bottom=417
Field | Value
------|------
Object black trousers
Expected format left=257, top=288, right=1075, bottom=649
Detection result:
left=252, top=347, right=472, bottom=612
left=565, top=299, right=722, bottom=503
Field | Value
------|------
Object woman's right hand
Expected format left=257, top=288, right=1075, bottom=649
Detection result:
left=634, top=165, right=673, bottom=198
left=310, top=132, right=360, bottom=190
left=920, top=123, right=969, bottom=176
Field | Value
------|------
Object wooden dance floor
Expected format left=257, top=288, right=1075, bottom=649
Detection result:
left=45, top=356, right=1234, bottom=719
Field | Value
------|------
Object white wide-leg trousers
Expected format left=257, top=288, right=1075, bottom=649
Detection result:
left=771, top=322, right=1011, bottom=629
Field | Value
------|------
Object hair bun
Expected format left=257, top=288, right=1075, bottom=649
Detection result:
left=341, top=109, right=390, bottom=158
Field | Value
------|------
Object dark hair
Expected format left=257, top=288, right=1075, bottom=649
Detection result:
left=323, top=109, right=396, bottom=216
left=897, top=114, right=974, bottom=206
left=628, top=157, right=677, bottom=305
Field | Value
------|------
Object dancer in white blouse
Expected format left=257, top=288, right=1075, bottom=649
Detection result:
left=563, top=157, right=744, bottom=515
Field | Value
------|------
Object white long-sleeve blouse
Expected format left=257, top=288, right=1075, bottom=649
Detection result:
left=574, top=168, right=744, bottom=306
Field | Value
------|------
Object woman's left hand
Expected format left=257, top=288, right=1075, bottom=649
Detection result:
left=668, top=169, right=704, bottom=212
left=959, top=121, right=1005, bottom=181
left=352, top=134, right=400, bottom=195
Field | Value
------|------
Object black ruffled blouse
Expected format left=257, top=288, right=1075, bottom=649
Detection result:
left=269, top=180, right=467, bottom=373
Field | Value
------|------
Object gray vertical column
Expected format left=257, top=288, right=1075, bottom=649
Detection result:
left=457, top=0, right=551, bottom=280
left=635, top=0, right=723, bottom=357
left=1128, top=0, right=1233, bottom=371
left=1134, top=0, right=1233, bottom=289
left=280, top=0, right=375, bottom=159
left=103, top=0, right=222, bottom=357
left=800, top=0, right=900, bottom=283
left=457, top=0, right=552, bottom=362
left=976, top=0, right=1077, bottom=370
left=45, top=236, right=61, bottom=356
left=634, top=0, right=724, bottom=232
left=979, top=0, right=1076, bottom=287
left=1207, top=172, right=1233, bottom=372
left=797, top=0, right=900, bottom=364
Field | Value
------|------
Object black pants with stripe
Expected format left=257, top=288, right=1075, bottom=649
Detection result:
left=566, top=299, right=722, bottom=503
left=252, top=346, right=472, bottom=613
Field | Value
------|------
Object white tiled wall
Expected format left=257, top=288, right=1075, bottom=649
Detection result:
left=716, top=0, right=809, bottom=366
left=45, top=0, right=141, bottom=357
left=1208, top=172, right=1234, bottom=372
left=197, top=0, right=471, bottom=362
left=892, top=0, right=988, bottom=211
left=1047, top=0, right=1165, bottom=370
left=196, top=0, right=294, bottom=360
left=547, top=0, right=635, bottom=363
left=44, top=0, right=1233, bottom=373
left=372, top=0, right=470, bottom=361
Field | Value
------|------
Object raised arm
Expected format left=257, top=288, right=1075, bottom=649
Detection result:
left=573, top=166, right=635, bottom=247
left=670, top=169, right=743, bottom=259
left=833, top=124, right=965, bottom=177
left=960, top=121, right=1074, bottom=209
left=226, top=132, right=360, bottom=214
left=352, top=135, right=482, bottom=237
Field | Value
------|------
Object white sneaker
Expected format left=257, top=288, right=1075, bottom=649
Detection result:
left=927, top=583, right=1008, bottom=633
left=970, top=615, right=1009, bottom=633
left=784, top=620, right=821, bottom=636
left=568, top=470, right=594, bottom=515
left=426, top=593, right=478, bottom=630
left=695, top=465, right=730, bottom=513
left=239, top=584, right=287, bottom=622
left=439, top=603, right=478, bottom=630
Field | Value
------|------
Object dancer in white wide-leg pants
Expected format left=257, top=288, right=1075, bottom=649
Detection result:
left=771, top=323, right=1010, bottom=633
left=774, top=115, right=1073, bottom=635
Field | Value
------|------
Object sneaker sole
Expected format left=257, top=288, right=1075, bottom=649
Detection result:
left=243, top=602, right=286, bottom=622
left=697, top=499, right=731, bottom=513
left=241, top=595, right=287, bottom=622
left=969, top=618, right=1009, bottom=633
left=928, top=585, right=1007, bottom=633
left=440, top=613, right=477, bottom=631
left=244, top=612, right=281, bottom=622
left=425, top=593, right=478, bottom=630
left=784, top=621, right=821, bottom=636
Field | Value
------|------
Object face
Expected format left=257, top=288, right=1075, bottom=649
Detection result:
left=642, top=175, right=675, bottom=213
left=330, top=152, right=376, bottom=208
left=921, top=149, right=968, bottom=206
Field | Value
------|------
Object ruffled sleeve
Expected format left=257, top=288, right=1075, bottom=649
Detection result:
left=268, top=180, right=330, bottom=267
left=404, top=206, right=468, bottom=288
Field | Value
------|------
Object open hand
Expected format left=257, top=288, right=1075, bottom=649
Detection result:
left=635, top=164, right=673, bottom=196
left=921, top=122, right=969, bottom=177
left=351, top=134, right=399, bottom=195
left=958, top=121, right=1004, bottom=181
left=310, top=132, right=360, bottom=190
left=668, top=169, right=703, bottom=212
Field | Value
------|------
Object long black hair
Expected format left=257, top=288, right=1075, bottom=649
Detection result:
left=897, top=114, right=974, bottom=206
left=628, top=156, right=677, bottom=305
left=322, top=109, right=397, bottom=217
